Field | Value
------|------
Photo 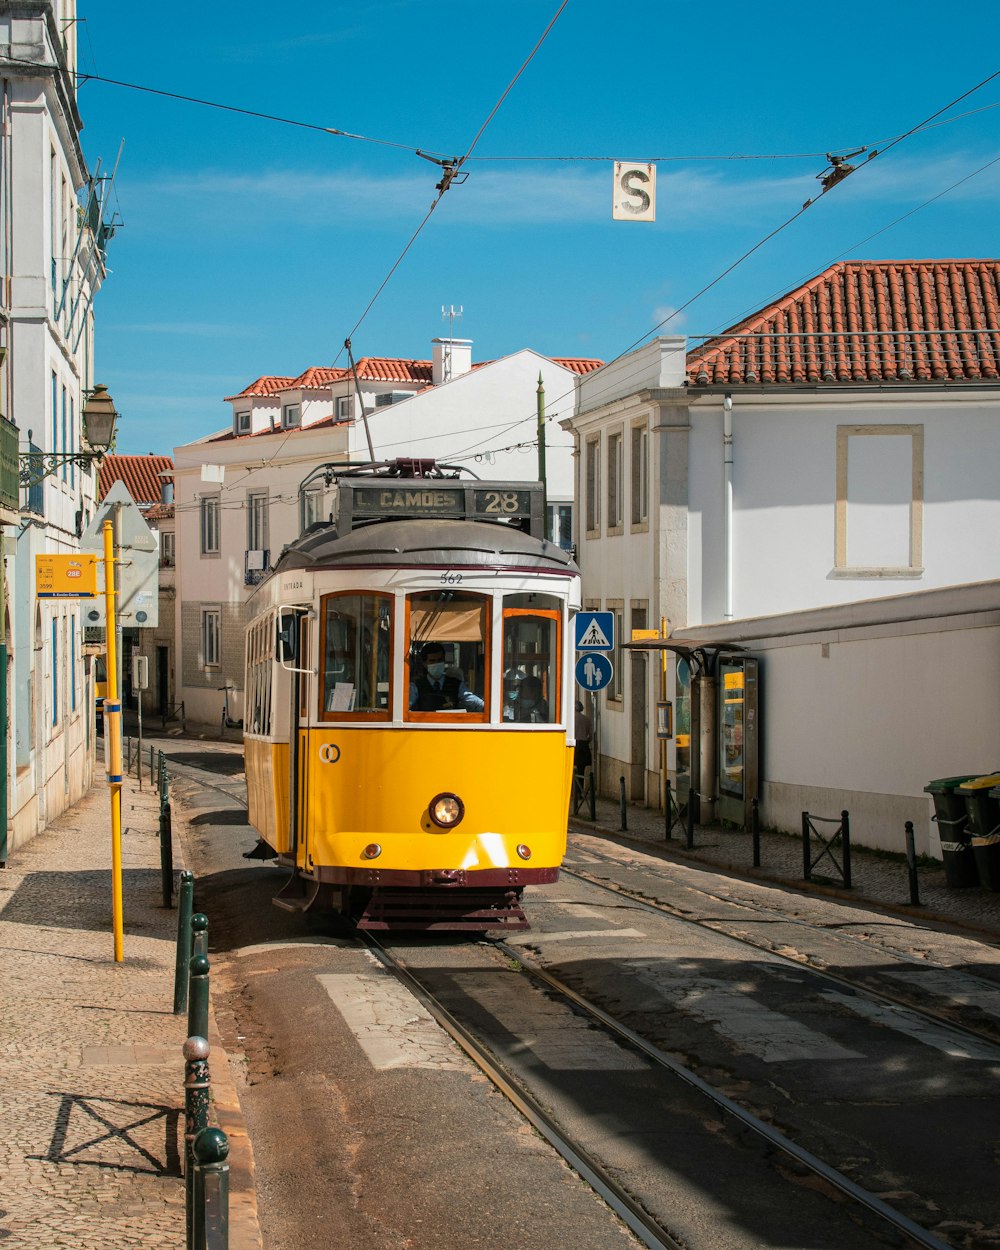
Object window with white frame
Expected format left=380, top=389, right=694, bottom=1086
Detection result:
left=247, top=490, right=269, bottom=552
left=161, top=531, right=175, bottom=567
left=200, top=495, right=220, bottom=556
left=235, top=410, right=251, bottom=435
left=336, top=396, right=353, bottom=421
left=201, top=607, right=221, bottom=668
left=835, top=425, right=924, bottom=575
left=546, top=502, right=573, bottom=552
left=630, top=422, right=649, bottom=527
left=606, top=428, right=624, bottom=532
left=282, top=403, right=301, bottom=429
left=585, top=435, right=601, bottom=536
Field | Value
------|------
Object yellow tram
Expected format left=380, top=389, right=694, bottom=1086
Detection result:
left=243, top=461, right=581, bottom=930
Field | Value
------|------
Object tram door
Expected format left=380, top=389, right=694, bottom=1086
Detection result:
left=297, top=615, right=311, bottom=870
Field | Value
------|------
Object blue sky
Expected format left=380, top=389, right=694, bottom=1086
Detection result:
left=75, top=0, right=1000, bottom=455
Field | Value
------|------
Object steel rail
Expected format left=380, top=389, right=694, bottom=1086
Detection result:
left=491, top=935, right=953, bottom=1250
left=562, top=856, right=1000, bottom=1053
left=358, top=932, right=686, bottom=1250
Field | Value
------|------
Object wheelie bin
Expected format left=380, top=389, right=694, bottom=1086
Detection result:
left=924, top=775, right=980, bottom=887
left=957, top=773, right=1000, bottom=892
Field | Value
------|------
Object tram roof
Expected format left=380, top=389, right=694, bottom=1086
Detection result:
left=272, top=517, right=579, bottom=575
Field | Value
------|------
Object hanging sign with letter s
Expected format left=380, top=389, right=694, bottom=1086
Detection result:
left=613, top=161, right=656, bottom=222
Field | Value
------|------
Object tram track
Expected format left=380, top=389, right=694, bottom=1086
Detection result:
left=562, top=847, right=1000, bottom=1051
left=361, top=930, right=953, bottom=1250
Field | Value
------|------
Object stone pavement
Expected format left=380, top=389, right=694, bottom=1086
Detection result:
left=572, top=792, right=1000, bottom=941
left=0, top=777, right=261, bottom=1250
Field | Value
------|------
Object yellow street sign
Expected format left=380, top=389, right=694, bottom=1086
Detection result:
left=36, top=553, right=99, bottom=597
left=631, top=628, right=660, bottom=641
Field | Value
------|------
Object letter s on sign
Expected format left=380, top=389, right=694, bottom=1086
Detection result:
left=612, top=161, right=656, bottom=222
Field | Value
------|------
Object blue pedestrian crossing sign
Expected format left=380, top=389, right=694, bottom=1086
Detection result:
left=574, top=611, right=614, bottom=651
left=576, top=652, right=613, bottom=692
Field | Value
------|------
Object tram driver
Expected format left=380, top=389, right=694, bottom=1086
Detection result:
left=409, top=642, right=484, bottom=712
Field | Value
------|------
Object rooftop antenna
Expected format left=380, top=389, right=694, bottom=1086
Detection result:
left=441, top=305, right=463, bottom=382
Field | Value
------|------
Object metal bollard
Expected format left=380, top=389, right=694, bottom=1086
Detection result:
left=588, top=767, right=596, bottom=822
left=183, top=1036, right=211, bottom=1250
left=191, top=913, right=209, bottom=959
left=149, top=743, right=155, bottom=786
left=751, top=796, right=761, bottom=867
left=160, top=799, right=174, bottom=909
left=664, top=778, right=673, bottom=841
left=841, top=809, right=852, bottom=890
left=192, top=1127, right=230, bottom=1250
left=619, top=776, right=627, bottom=831
left=173, top=872, right=194, bottom=1014
left=686, top=790, right=695, bottom=849
left=904, top=820, right=921, bottom=906
left=187, top=954, right=211, bottom=1043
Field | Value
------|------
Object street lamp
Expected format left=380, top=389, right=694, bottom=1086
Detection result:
left=19, top=383, right=119, bottom=487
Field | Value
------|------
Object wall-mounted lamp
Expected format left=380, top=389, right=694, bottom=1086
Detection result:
left=19, top=383, right=119, bottom=488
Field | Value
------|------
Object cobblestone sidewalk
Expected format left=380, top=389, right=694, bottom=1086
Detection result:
left=0, top=779, right=258, bottom=1250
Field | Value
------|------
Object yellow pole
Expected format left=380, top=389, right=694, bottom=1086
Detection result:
left=660, top=616, right=669, bottom=810
left=103, top=520, right=124, bottom=962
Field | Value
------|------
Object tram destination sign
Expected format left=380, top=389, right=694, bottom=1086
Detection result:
left=341, top=479, right=543, bottom=536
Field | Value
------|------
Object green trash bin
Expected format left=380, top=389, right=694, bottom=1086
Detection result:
left=957, top=773, right=1000, bottom=892
left=924, top=775, right=980, bottom=888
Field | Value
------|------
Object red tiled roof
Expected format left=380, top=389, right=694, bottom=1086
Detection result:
left=687, top=260, right=1000, bottom=387
left=98, top=454, right=173, bottom=506
left=551, top=357, right=605, bottom=375
left=225, top=375, right=295, bottom=401
left=143, top=502, right=174, bottom=521
left=353, top=357, right=434, bottom=384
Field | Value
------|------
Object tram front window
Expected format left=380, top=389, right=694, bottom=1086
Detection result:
left=406, top=592, right=488, bottom=719
left=502, top=598, right=560, bottom=724
left=319, top=592, right=391, bottom=718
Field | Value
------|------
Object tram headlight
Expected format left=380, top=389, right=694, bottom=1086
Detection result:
left=428, top=792, right=465, bottom=828
left=362, top=843, right=382, bottom=860
left=516, top=844, right=532, bottom=860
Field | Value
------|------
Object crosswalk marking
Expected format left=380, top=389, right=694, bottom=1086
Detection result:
left=819, top=990, right=1000, bottom=1061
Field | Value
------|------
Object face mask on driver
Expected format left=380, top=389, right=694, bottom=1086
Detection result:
left=426, top=662, right=446, bottom=680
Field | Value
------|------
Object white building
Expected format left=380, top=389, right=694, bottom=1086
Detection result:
left=2, top=2, right=116, bottom=854
left=172, top=340, right=601, bottom=729
left=567, top=259, right=1000, bottom=855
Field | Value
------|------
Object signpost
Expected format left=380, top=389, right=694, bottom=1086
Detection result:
left=575, top=651, right=613, bottom=692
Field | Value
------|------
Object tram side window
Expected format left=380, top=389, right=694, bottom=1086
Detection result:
left=406, top=592, right=488, bottom=719
left=502, top=596, right=561, bottom=724
left=319, top=593, right=392, bottom=719
left=245, top=614, right=273, bottom=736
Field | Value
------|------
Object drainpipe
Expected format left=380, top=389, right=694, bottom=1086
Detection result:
left=723, top=394, right=733, bottom=620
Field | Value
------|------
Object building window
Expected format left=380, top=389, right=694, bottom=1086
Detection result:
left=201, top=607, right=221, bottom=668
left=607, top=428, right=623, bottom=533
left=247, top=490, right=269, bottom=552
left=835, top=425, right=924, bottom=576
left=51, top=371, right=58, bottom=460
left=336, top=396, right=352, bottom=421
left=61, top=386, right=68, bottom=481
left=70, top=614, right=77, bottom=711
left=200, top=495, right=220, bottom=556
left=319, top=592, right=393, bottom=719
left=161, top=531, right=175, bottom=567
left=546, top=502, right=573, bottom=552
left=235, top=410, right=251, bottom=435
left=301, top=485, right=324, bottom=532
left=585, top=435, right=601, bottom=536
left=630, top=422, right=648, bottom=528
left=282, top=403, right=301, bottom=429
left=51, top=617, right=59, bottom=725
left=605, top=599, right=624, bottom=708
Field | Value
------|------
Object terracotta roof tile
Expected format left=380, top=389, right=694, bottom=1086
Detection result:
left=687, top=260, right=1000, bottom=387
left=353, top=357, right=434, bottom=384
left=224, top=376, right=295, bottom=402
left=98, top=454, right=174, bottom=506
left=143, top=502, right=174, bottom=521
left=551, top=358, right=605, bottom=375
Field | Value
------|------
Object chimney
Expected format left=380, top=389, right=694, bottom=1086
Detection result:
left=432, top=338, right=472, bottom=386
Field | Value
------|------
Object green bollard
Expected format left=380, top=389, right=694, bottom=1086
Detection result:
left=191, top=913, right=209, bottom=959
left=183, top=1036, right=211, bottom=1250
left=173, top=872, right=194, bottom=1014
left=187, top=954, right=210, bottom=1042
left=192, top=1126, right=230, bottom=1250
